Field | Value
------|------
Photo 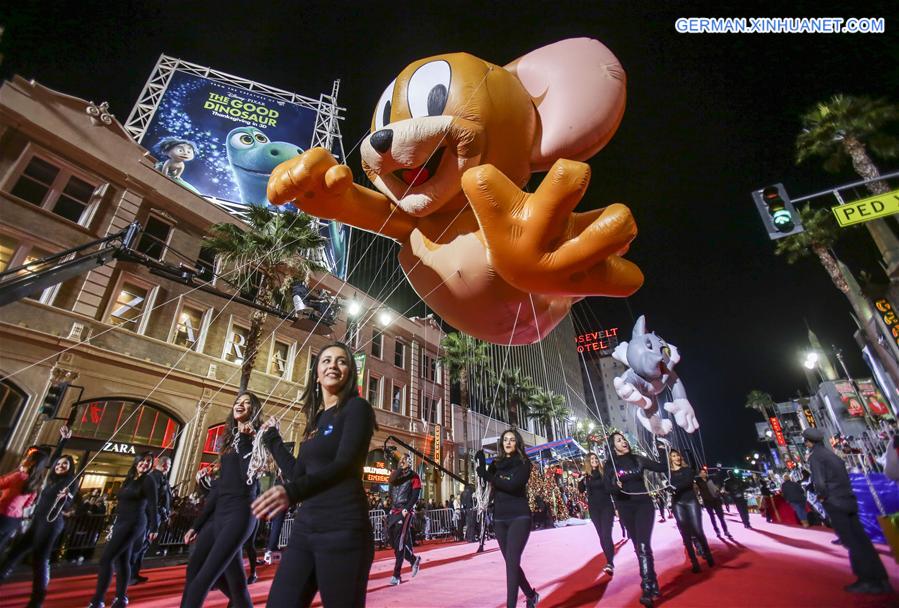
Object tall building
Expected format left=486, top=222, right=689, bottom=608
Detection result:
left=0, top=77, right=455, bottom=502
left=582, top=354, right=636, bottom=436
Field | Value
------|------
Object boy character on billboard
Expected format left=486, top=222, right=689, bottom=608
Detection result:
left=225, top=126, right=304, bottom=206
left=155, top=137, right=201, bottom=194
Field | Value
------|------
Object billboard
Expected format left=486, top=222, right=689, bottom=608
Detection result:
left=133, top=62, right=349, bottom=278
left=834, top=381, right=866, bottom=417
left=856, top=380, right=891, bottom=416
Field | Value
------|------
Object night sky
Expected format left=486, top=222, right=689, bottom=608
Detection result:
left=2, top=1, right=897, bottom=465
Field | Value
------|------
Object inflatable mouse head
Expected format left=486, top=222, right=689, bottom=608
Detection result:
left=361, top=38, right=626, bottom=217
left=624, top=316, right=680, bottom=384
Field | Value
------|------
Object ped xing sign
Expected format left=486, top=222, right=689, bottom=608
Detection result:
left=832, top=188, right=899, bottom=227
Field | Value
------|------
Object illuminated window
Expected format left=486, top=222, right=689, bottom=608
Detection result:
left=70, top=399, right=180, bottom=449
left=8, top=154, right=99, bottom=225
left=368, top=375, right=381, bottom=408
left=224, top=322, right=250, bottom=364
left=391, top=384, right=405, bottom=415
left=0, top=235, right=17, bottom=272
left=108, top=282, right=149, bottom=331
left=269, top=340, right=292, bottom=378
left=136, top=216, right=173, bottom=261
left=173, top=304, right=205, bottom=350
left=203, top=423, right=227, bottom=454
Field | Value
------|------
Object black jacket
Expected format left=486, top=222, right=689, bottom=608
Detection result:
left=780, top=480, right=806, bottom=503
left=389, top=468, right=421, bottom=512
left=808, top=443, right=858, bottom=512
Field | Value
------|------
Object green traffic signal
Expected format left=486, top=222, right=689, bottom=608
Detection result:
left=762, top=187, right=795, bottom=231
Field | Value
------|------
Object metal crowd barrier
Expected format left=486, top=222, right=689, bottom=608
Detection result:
left=59, top=513, right=110, bottom=561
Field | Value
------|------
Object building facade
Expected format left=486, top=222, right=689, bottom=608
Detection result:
left=0, top=77, right=453, bottom=502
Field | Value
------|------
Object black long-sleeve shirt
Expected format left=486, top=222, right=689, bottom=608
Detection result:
left=285, top=397, right=375, bottom=531
left=262, top=426, right=298, bottom=477
left=603, top=452, right=668, bottom=504
left=116, top=474, right=159, bottom=533
left=808, top=443, right=858, bottom=512
left=578, top=470, right=613, bottom=511
left=192, top=431, right=257, bottom=531
left=477, top=454, right=531, bottom=519
left=669, top=467, right=698, bottom=503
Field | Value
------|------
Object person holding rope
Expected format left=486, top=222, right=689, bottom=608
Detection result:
left=387, top=451, right=422, bottom=585
left=252, top=342, right=376, bottom=607
left=129, top=455, right=172, bottom=585
left=603, top=432, right=670, bottom=608
left=88, top=451, right=158, bottom=608
left=0, top=427, right=73, bottom=608
left=180, top=392, right=263, bottom=608
left=476, top=429, right=540, bottom=608
left=578, top=452, right=617, bottom=577
left=668, top=449, right=713, bottom=573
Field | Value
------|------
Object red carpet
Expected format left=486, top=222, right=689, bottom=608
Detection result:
left=2, top=512, right=897, bottom=607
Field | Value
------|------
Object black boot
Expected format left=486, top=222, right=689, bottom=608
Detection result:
left=636, top=543, right=656, bottom=606
left=641, top=543, right=661, bottom=597
left=700, top=538, right=714, bottom=567
left=110, top=598, right=128, bottom=608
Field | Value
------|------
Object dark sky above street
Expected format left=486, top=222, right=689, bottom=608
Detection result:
left=2, top=1, right=897, bottom=465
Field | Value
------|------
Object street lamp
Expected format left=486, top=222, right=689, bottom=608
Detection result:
left=347, top=300, right=361, bottom=317
left=753, top=452, right=760, bottom=460
left=378, top=310, right=393, bottom=326
left=803, top=351, right=819, bottom=370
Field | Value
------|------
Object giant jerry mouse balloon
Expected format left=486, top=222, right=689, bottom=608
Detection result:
left=268, top=38, right=643, bottom=344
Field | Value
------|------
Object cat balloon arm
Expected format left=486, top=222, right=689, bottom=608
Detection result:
left=268, top=148, right=418, bottom=241
left=636, top=408, right=673, bottom=436
left=613, top=372, right=653, bottom=409
left=662, top=377, right=699, bottom=433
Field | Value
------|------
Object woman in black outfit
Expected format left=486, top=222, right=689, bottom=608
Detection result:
left=578, top=452, right=616, bottom=576
left=88, top=451, right=158, bottom=608
left=0, top=430, right=73, bottom=608
left=253, top=342, right=376, bottom=607
left=181, top=392, right=262, bottom=608
left=668, top=450, right=713, bottom=573
left=475, top=429, right=539, bottom=608
left=603, top=432, right=669, bottom=608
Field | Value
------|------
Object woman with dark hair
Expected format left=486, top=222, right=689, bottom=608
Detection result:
left=0, top=448, right=51, bottom=555
left=578, top=452, right=616, bottom=576
left=475, top=429, right=539, bottom=608
left=88, top=451, right=158, bottom=608
left=668, top=449, right=713, bottom=573
left=253, top=342, right=376, bottom=607
left=181, top=392, right=263, bottom=608
left=603, top=432, right=669, bottom=608
left=0, top=429, right=74, bottom=608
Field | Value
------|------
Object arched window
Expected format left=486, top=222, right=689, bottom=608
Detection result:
left=0, top=379, right=28, bottom=457
left=70, top=399, right=181, bottom=449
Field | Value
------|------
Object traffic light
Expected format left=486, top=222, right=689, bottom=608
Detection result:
left=40, top=382, right=69, bottom=418
left=752, top=183, right=804, bottom=240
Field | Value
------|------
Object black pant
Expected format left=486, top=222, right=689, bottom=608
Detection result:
left=0, top=518, right=65, bottom=607
left=672, top=498, right=710, bottom=563
left=0, top=515, right=21, bottom=555
left=733, top=497, right=750, bottom=527
left=826, top=504, right=888, bottom=583
left=266, top=511, right=286, bottom=552
left=267, top=523, right=374, bottom=607
left=494, top=516, right=535, bottom=608
left=130, top=534, right=150, bottom=579
left=388, top=512, right=416, bottom=578
left=588, top=504, right=615, bottom=566
left=245, top=521, right=259, bottom=578
left=181, top=499, right=256, bottom=608
left=91, top=517, right=146, bottom=603
left=617, top=499, right=655, bottom=547
left=704, top=502, right=729, bottom=535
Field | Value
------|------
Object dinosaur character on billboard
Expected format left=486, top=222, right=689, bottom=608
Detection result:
left=612, top=315, right=699, bottom=436
left=155, top=137, right=201, bottom=194
left=226, top=126, right=304, bottom=206
left=268, top=38, right=643, bottom=344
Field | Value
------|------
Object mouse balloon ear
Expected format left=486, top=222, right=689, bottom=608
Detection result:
left=505, top=38, right=626, bottom=172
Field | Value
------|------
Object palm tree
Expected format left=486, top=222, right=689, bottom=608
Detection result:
left=796, top=94, right=899, bottom=270
left=527, top=388, right=568, bottom=441
left=439, top=332, right=489, bottom=482
left=774, top=207, right=849, bottom=293
left=499, top=367, right=537, bottom=428
left=204, top=205, right=326, bottom=391
left=744, top=389, right=775, bottom=421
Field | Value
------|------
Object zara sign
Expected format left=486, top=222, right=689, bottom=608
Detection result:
left=102, top=441, right=137, bottom=455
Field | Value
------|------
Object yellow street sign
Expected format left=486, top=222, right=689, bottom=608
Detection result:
left=831, top=188, right=899, bottom=227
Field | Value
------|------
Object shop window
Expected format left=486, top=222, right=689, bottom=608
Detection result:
left=269, top=340, right=292, bottom=378
left=394, top=339, right=406, bottom=368
left=0, top=380, right=28, bottom=457
left=136, top=215, right=173, bottom=261
left=71, top=399, right=180, bottom=449
left=391, top=384, right=405, bottom=415
left=173, top=302, right=206, bottom=350
left=371, top=330, right=383, bottom=359
left=224, top=322, right=250, bottom=364
left=204, top=423, right=227, bottom=455
left=7, top=153, right=100, bottom=225
left=368, top=375, right=381, bottom=408
left=108, top=281, right=153, bottom=332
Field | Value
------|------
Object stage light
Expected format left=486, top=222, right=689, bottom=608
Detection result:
left=347, top=301, right=361, bottom=316
left=378, top=310, right=393, bottom=326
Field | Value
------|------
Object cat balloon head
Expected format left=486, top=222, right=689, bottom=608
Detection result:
left=623, top=316, right=679, bottom=386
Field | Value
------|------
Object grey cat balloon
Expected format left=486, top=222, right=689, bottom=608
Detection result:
left=612, top=315, right=699, bottom=435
